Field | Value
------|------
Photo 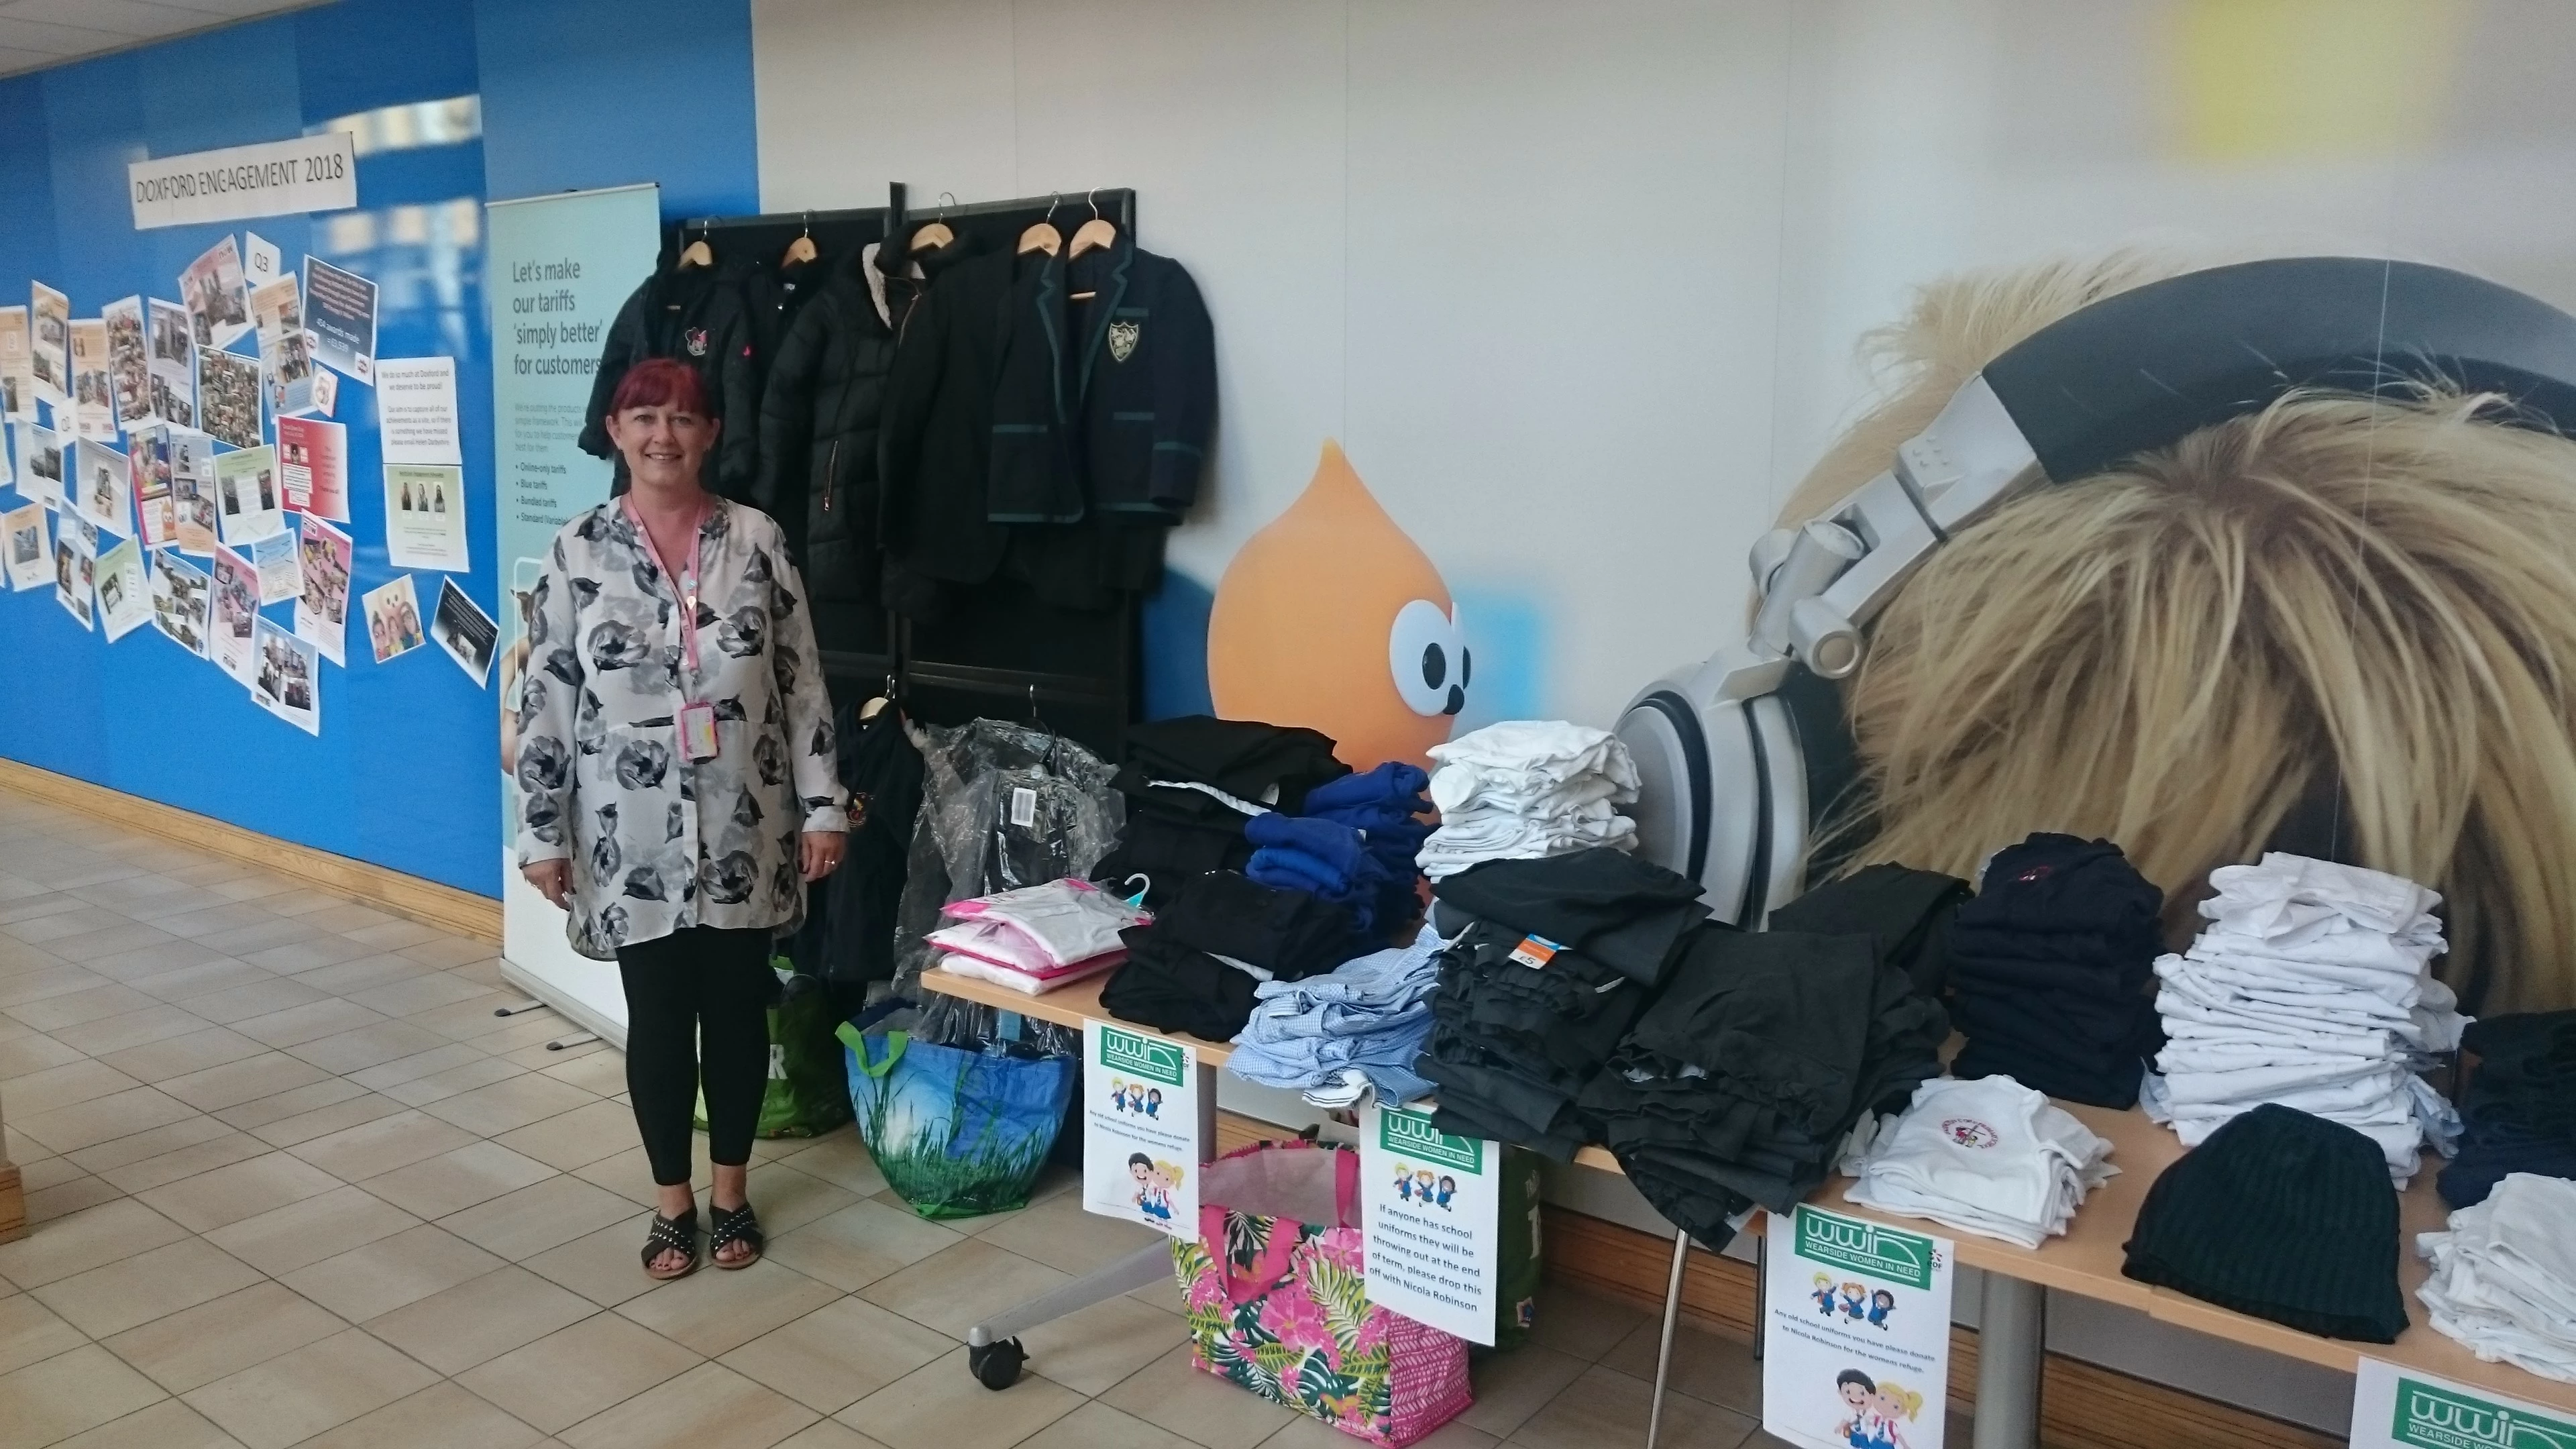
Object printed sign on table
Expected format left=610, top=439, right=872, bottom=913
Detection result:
left=1358, top=1104, right=1501, bottom=1344
left=2351, top=1360, right=2576, bottom=1449
left=1763, top=1205, right=1954, bottom=1449
left=1081, top=1022, right=1199, bottom=1238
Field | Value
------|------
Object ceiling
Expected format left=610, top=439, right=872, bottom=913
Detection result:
left=0, top=0, right=332, bottom=80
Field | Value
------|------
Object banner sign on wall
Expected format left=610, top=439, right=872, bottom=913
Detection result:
left=1359, top=1103, right=1501, bottom=1344
left=1762, top=1205, right=1954, bottom=1449
left=1081, top=1022, right=1201, bottom=1238
left=2351, top=1360, right=2576, bottom=1449
left=128, top=133, right=356, bottom=230
left=487, top=182, right=661, bottom=1045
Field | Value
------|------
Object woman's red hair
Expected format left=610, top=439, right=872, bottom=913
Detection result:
left=608, top=357, right=710, bottom=417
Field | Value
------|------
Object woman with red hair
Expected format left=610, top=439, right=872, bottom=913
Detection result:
left=514, top=358, right=848, bottom=1279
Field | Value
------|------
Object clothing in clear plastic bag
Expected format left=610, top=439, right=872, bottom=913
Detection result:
left=891, top=718, right=1124, bottom=1050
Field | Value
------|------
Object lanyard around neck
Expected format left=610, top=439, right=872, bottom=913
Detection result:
left=621, top=496, right=707, bottom=675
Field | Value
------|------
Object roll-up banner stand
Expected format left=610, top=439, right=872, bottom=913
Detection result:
left=488, top=182, right=662, bottom=1046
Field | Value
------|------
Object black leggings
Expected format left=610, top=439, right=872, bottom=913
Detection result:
left=616, top=925, right=773, bottom=1187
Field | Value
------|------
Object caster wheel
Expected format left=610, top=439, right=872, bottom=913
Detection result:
left=968, top=1338, right=1026, bottom=1390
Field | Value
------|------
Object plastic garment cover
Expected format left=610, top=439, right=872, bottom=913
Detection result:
left=891, top=718, right=1122, bottom=1049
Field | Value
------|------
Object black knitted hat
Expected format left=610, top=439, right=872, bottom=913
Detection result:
left=2121, top=1104, right=2408, bottom=1342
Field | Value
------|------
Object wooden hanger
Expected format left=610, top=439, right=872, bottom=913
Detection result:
left=678, top=227, right=713, bottom=269
left=782, top=215, right=817, bottom=266
left=1018, top=195, right=1062, bottom=256
left=1067, top=189, right=1118, bottom=259
left=910, top=193, right=957, bottom=254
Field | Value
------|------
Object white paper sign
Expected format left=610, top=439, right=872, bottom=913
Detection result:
left=1081, top=1021, right=1199, bottom=1238
left=129, top=133, right=356, bottom=229
left=1359, top=1104, right=1501, bottom=1344
left=1763, top=1206, right=1954, bottom=1449
left=374, top=357, right=462, bottom=464
left=243, top=233, right=282, bottom=288
left=2350, top=1360, right=2576, bottom=1449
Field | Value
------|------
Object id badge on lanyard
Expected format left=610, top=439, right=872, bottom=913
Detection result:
left=625, top=498, right=721, bottom=763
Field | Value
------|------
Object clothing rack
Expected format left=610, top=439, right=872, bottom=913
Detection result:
left=664, top=183, right=1146, bottom=759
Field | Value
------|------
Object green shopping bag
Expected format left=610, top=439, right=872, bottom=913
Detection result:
left=692, top=966, right=856, bottom=1140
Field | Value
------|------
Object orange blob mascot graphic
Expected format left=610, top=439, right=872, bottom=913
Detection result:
left=1208, top=441, right=1467, bottom=769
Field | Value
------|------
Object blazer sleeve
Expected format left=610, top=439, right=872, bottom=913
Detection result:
left=513, top=535, right=584, bottom=867
left=769, top=547, right=851, bottom=835
left=753, top=297, right=828, bottom=528
left=1146, top=263, right=1216, bottom=514
left=578, top=281, right=650, bottom=462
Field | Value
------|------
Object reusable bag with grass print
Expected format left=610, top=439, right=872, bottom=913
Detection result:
left=836, top=1010, right=1073, bottom=1219
left=1171, top=1138, right=1472, bottom=1446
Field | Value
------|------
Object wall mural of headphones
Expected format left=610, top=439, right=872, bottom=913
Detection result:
left=1615, top=256, right=2576, bottom=928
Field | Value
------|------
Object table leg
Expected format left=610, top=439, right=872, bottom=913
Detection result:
left=1972, top=1273, right=2046, bottom=1449
left=1644, top=1228, right=1691, bottom=1449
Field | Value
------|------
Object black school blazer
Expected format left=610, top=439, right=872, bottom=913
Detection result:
left=985, top=237, right=1216, bottom=525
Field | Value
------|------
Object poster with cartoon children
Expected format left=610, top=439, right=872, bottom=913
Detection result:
left=1359, top=1103, right=1502, bottom=1344
left=1081, top=1023, right=1200, bottom=1238
left=1763, top=1205, right=1953, bottom=1449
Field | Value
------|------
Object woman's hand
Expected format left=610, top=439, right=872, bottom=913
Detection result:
left=522, top=859, right=570, bottom=909
left=800, top=831, right=847, bottom=882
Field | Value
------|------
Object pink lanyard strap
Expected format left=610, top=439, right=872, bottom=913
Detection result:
left=621, top=497, right=707, bottom=676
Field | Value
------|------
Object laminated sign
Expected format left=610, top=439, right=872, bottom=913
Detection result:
left=1359, top=1104, right=1501, bottom=1343
left=2351, top=1360, right=2576, bottom=1449
left=1762, top=1205, right=1954, bottom=1449
left=1081, top=1022, right=1199, bottom=1238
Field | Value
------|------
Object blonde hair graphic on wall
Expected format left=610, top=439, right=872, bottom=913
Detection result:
left=1783, top=254, right=2576, bottom=1015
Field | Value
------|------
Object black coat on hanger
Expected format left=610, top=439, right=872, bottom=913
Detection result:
left=753, top=245, right=903, bottom=602
left=579, top=258, right=765, bottom=500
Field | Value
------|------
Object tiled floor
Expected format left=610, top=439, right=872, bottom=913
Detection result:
left=0, top=790, right=1789, bottom=1449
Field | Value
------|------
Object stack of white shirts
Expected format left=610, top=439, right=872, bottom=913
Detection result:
left=926, top=877, right=1148, bottom=995
left=2142, top=853, right=2467, bottom=1183
left=2416, top=1172, right=2576, bottom=1383
left=1843, top=1077, right=2116, bottom=1248
left=1418, top=720, right=1639, bottom=880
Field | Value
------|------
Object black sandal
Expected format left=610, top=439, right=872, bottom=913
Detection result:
left=641, top=1209, right=700, bottom=1281
left=709, top=1201, right=763, bottom=1269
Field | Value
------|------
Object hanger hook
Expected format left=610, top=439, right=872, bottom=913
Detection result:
left=937, top=191, right=958, bottom=217
left=1086, top=188, right=1101, bottom=221
left=800, top=211, right=812, bottom=237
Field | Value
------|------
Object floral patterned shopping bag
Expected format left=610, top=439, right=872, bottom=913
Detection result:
left=1171, top=1139, right=1471, bottom=1447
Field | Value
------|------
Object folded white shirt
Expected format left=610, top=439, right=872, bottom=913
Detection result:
left=1426, top=720, right=1641, bottom=797
left=2203, top=853, right=2443, bottom=941
left=1428, top=769, right=1626, bottom=820
left=938, top=877, right=1148, bottom=969
left=1845, top=1076, right=2116, bottom=1249
left=2417, top=1173, right=2576, bottom=1383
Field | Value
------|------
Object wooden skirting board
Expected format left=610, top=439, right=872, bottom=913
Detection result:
left=0, top=760, right=502, bottom=945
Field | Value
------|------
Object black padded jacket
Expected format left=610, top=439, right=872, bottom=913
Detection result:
left=752, top=250, right=907, bottom=602
left=579, top=259, right=764, bottom=501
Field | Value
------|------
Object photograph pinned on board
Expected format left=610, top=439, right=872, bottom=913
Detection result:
left=209, top=545, right=258, bottom=685
left=276, top=416, right=346, bottom=520
left=383, top=462, right=466, bottom=570
left=17, top=421, right=62, bottom=510
left=178, top=235, right=252, bottom=349
left=251, top=615, right=320, bottom=735
left=294, top=514, right=351, bottom=664
left=145, top=297, right=195, bottom=429
left=0, top=305, right=30, bottom=420
left=53, top=528, right=92, bottom=631
left=213, top=443, right=284, bottom=546
left=31, top=282, right=68, bottom=405
left=303, top=258, right=377, bottom=384
left=71, top=439, right=131, bottom=538
left=309, top=365, right=337, bottom=418
left=3, top=502, right=48, bottom=592
left=126, top=424, right=182, bottom=549
left=68, top=317, right=115, bottom=443
left=103, top=296, right=149, bottom=429
left=0, top=407, right=10, bottom=490
left=195, top=345, right=262, bottom=450
left=150, top=549, right=210, bottom=655
left=362, top=573, right=425, bottom=664
left=249, top=527, right=299, bottom=606
left=250, top=273, right=313, bottom=417
left=430, top=576, right=498, bottom=686
left=96, top=536, right=148, bottom=641
left=166, top=427, right=217, bottom=554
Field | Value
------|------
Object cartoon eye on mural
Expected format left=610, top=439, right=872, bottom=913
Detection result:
left=1208, top=441, right=1466, bottom=770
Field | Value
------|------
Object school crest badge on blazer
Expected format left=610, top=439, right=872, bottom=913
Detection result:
left=1108, top=319, right=1140, bottom=362
left=685, top=327, right=708, bottom=358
